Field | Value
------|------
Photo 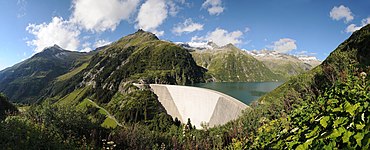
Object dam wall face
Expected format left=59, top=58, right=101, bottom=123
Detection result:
left=149, top=84, right=248, bottom=128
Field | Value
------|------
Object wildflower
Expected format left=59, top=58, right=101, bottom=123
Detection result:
left=360, top=72, right=367, bottom=79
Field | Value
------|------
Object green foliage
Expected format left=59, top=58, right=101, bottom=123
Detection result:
left=0, top=93, right=18, bottom=120
left=0, top=116, right=67, bottom=149
left=109, top=123, right=173, bottom=149
left=252, top=73, right=370, bottom=149
left=102, top=117, right=118, bottom=129
left=25, top=101, right=108, bottom=148
left=107, top=88, right=168, bottom=124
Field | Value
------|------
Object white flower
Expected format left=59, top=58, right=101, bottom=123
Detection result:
left=360, top=72, right=367, bottom=79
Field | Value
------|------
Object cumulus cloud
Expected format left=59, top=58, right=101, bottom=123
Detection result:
left=71, top=0, right=140, bottom=32
left=191, top=28, right=243, bottom=46
left=330, top=5, right=354, bottom=23
left=172, top=19, right=203, bottom=35
left=80, top=42, right=92, bottom=52
left=26, top=17, right=80, bottom=53
left=269, top=38, right=297, bottom=53
left=80, top=39, right=112, bottom=52
left=94, top=39, right=112, bottom=48
left=136, top=0, right=168, bottom=36
left=346, top=17, right=370, bottom=33
left=202, top=0, right=224, bottom=16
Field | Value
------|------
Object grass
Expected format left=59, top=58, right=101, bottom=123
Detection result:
left=78, top=98, right=119, bottom=129
left=56, top=62, right=89, bottom=81
left=56, top=86, right=89, bottom=106
left=101, top=117, right=118, bottom=129
left=77, top=99, right=108, bottom=115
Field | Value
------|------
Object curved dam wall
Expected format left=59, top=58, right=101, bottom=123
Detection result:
left=149, top=84, right=249, bottom=128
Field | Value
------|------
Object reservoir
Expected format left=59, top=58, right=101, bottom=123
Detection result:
left=192, top=82, right=283, bottom=105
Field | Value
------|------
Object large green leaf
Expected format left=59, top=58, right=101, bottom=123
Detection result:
left=345, top=102, right=360, bottom=116
left=355, top=124, right=365, bottom=130
left=320, top=116, right=330, bottom=128
left=354, top=132, right=364, bottom=146
left=330, top=127, right=345, bottom=138
left=342, top=130, right=354, bottom=143
left=333, top=117, right=347, bottom=128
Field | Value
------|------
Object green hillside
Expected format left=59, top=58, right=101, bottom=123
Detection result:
left=226, top=24, right=370, bottom=149
left=191, top=44, right=284, bottom=82
left=50, top=30, right=206, bottom=104
left=0, top=45, right=94, bottom=103
left=256, top=55, right=318, bottom=79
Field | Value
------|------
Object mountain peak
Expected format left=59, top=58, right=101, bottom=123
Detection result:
left=131, top=29, right=159, bottom=40
left=221, top=43, right=238, bottom=50
left=207, top=41, right=219, bottom=49
left=115, top=29, right=159, bottom=46
left=52, top=44, right=62, bottom=49
left=41, top=44, right=65, bottom=52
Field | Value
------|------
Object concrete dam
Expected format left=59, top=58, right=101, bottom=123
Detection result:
left=149, top=84, right=249, bottom=128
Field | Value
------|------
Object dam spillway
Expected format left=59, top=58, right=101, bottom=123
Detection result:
left=149, top=84, right=249, bottom=128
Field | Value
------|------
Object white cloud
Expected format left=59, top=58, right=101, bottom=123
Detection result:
left=71, top=0, right=140, bottom=32
left=81, top=42, right=92, bottom=52
left=136, top=0, right=167, bottom=36
left=191, top=28, right=243, bottom=46
left=168, top=0, right=179, bottom=16
left=94, top=39, right=112, bottom=48
left=26, top=17, right=80, bottom=53
left=269, top=38, right=297, bottom=53
left=296, top=50, right=308, bottom=55
left=172, top=19, right=203, bottom=35
left=330, top=5, right=354, bottom=23
left=80, top=40, right=112, bottom=52
left=345, top=17, right=370, bottom=33
left=346, top=24, right=362, bottom=33
left=202, top=0, right=224, bottom=16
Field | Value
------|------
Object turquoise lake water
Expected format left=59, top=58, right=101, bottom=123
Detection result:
left=192, top=82, right=284, bottom=105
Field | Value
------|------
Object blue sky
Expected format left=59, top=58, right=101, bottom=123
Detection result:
left=0, top=0, right=369, bottom=70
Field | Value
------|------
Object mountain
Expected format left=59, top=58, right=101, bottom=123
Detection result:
left=0, top=45, right=94, bottom=103
left=260, top=24, right=370, bottom=105
left=0, top=30, right=206, bottom=104
left=45, top=30, right=206, bottom=104
left=185, top=42, right=284, bottom=82
left=247, top=50, right=321, bottom=79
